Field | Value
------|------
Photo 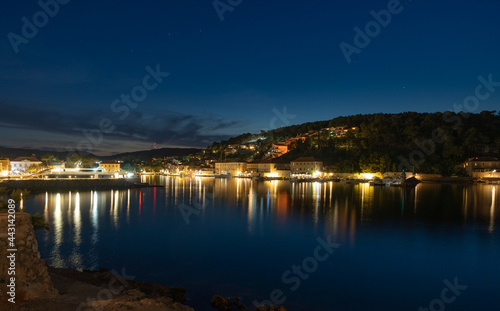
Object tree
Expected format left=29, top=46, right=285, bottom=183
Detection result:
left=27, top=164, right=39, bottom=174
left=67, top=153, right=82, bottom=168
left=82, top=155, right=99, bottom=168
left=41, top=153, right=54, bottom=167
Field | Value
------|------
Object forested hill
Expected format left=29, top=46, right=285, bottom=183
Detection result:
left=214, top=111, right=500, bottom=175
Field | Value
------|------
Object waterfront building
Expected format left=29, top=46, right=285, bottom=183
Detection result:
left=247, top=159, right=291, bottom=178
left=464, top=156, right=500, bottom=178
left=99, top=160, right=121, bottom=172
left=10, top=157, right=42, bottom=173
left=291, top=157, right=323, bottom=175
left=464, top=157, right=500, bottom=173
left=215, top=159, right=247, bottom=175
left=0, top=158, right=10, bottom=176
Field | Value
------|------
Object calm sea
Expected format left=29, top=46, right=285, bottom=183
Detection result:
left=23, top=176, right=500, bottom=311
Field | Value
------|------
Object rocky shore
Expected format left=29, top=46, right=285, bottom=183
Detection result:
left=2, top=266, right=288, bottom=311
left=2, top=267, right=194, bottom=311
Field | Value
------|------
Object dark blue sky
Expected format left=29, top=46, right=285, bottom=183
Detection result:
left=1, top=0, right=499, bottom=155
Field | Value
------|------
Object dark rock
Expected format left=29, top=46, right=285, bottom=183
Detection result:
left=48, top=267, right=187, bottom=303
left=211, top=295, right=233, bottom=311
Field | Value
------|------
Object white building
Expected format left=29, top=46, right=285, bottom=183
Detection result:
left=11, top=157, right=42, bottom=173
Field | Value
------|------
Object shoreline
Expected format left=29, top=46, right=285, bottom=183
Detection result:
left=0, top=178, right=146, bottom=192
left=1, top=265, right=194, bottom=311
left=3, top=265, right=287, bottom=311
left=0, top=176, right=490, bottom=193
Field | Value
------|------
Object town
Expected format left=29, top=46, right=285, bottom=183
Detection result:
left=1, top=121, right=499, bottom=184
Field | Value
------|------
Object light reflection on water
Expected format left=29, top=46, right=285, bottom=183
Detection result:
left=490, top=186, right=496, bottom=233
left=32, top=179, right=500, bottom=260
left=24, top=177, right=500, bottom=311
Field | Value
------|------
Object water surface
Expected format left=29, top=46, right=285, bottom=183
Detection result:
left=23, top=177, right=500, bottom=310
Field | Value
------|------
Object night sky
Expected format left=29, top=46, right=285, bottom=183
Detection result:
left=1, top=0, right=499, bottom=155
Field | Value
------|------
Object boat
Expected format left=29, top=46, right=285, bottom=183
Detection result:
left=390, top=179, right=402, bottom=186
left=369, top=177, right=384, bottom=186
left=344, top=179, right=360, bottom=184
left=382, top=176, right=398, bottom=186
left=215, top=173, right=231, bottom=178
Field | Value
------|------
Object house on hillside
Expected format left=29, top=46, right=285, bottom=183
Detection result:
left=333, top=125, right=360, bottom=137
left=272, top=142, right=289, bottom=158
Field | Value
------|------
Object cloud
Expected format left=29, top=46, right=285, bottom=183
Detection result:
left=0, top=99, right=249, bottom=153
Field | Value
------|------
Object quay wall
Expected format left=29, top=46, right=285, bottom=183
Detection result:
left=470, top=172, right=500, bottom=179
left=0, top=178, right=139, bottom=192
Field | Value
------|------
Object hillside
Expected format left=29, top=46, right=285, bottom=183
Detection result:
left=209, top=111, right=500, bottom=175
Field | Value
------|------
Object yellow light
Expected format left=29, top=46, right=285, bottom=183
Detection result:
left=312, top=171, right=321, bottom=178
left=363, top=173, right=374, bottom=180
